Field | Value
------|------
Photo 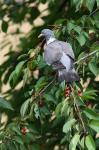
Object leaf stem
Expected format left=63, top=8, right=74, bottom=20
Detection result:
left=74, top=49, right=99, bottom=65
left=70, top=85, right=86, bottom=134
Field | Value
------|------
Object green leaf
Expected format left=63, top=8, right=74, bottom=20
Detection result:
left=83, top=108, right=99, bottom=120
left=82, top=89, right=97, bottom=101
left=88, top=61, right=99, bottom=76
left=8, top=123, right=21, bottom=134
left=35, top=77, right=47, bottom=92
left=15, top=61, right=25, bottom=76
left=20, top=98, right=30, bottom=117
left=0, top=143, right=7, bottom=150
left=96, top=0, right=99, bottom=6
left=69, top=133, right=80, bottom=150
left=1, top=20, right=8, bottom=32
left=44, top=94, right=56, bottom=104
left=80, top=137, right=85, bottom=149
left=63, top=118, right=76, bottom=133
left=76, top=33, right=86, bottom=46
left=30, top=144, right=41, bottom=150
left=14, top=136, right=24, bottom=145
left=85, top=0, right=95, bottom=12
left=34, top=104, right=40, bottom=119
left=71, top=0, right=81, bottom=12
left=67, top=22, right=75, bottom=33
left=9, top=61, right=25, bottom=87
left=74, top=26, right=82, bottom=34
left=89, top=120, right=99, bottom=132
left=85, top=135, right=96, bottom=150
left=51, top=117, right=64, bottom=128
left=90, top=42, right=99, bottom=51
left=0, top=97, right=14, bottom=111
left=9, top=71, right=17, bottom=87
left=17, top=54, right=28, bottom=61
left=55, top=102, right=62, bottom=117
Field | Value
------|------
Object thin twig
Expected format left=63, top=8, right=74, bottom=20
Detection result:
left=75, top=103, right=86, bottom=133
left=74, top=49, right=99, bottom=65
left=32, top=76, right=56, bottom=101
left=88, top=7, right=99, bottom=17
left=70, top=85, right=86, bottom=133
left=39, top=77, right=56, bottom=96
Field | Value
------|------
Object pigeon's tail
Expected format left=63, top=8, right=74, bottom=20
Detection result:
left=58, top=68, right=80, bottom=83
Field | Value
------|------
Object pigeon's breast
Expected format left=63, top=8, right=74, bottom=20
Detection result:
left=44, top=43, right=62, bottom=65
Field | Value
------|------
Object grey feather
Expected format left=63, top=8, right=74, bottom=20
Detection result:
left=39, top=29, right=80, bottom=82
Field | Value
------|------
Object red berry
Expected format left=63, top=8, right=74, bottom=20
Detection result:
left=21, top=127, right=28, bottom=135
left=65, top=86, right=72, bottom=97
left=38, top=100, right=44, bottom=107
left=85, top=102, right=93, bottom=108
left=77, top=90, right=82, bottom=97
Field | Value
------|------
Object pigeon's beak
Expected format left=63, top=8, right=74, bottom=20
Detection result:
left=38, top=33, right=44, bottom=38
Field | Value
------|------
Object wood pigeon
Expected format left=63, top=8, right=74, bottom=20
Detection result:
left=38, top=29, right=80, bottom=83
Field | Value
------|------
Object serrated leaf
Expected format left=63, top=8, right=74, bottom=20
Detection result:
left=0, top=97, right=14, bottom=111
left=83, top=108, right=99, bottom=120
left=85, top=135, right=96, bottom=150
left=20, top=99, right=30, bottom=117
left=69, top=133, right=80, bottom=150
left=89, top=120, right=99, bottom=132
left=63, top=118, right=76, bottom=133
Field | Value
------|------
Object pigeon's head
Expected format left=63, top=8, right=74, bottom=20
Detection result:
left=38, top=29, right=55, bottom=40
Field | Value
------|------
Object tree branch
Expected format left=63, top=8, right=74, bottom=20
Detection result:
left=88, top=7, right=99, bottom=17
left=32, top=76, right=56, bottom=101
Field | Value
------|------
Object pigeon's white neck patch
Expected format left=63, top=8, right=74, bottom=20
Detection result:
left=47, top=37, right=56, bottom=45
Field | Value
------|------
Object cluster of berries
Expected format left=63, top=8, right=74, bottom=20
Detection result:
left=65, top=86, right=82, bottom=97
left=21, top=127, right=29, bottom=135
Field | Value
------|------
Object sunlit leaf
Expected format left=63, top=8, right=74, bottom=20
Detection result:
left=89, top=120, right=99, bottom=132
left=69, top=133, right=80, bottom=150
left=20, top=98, right=30, bottom=117
left=63, top=118, right=76, bottom=133
left=0, top=97, right=14, bottom=111
left=88, top=61, right=99, bottom=76
left=83, top=108, right=99, bottom=120
left=85, top=135, right=96, bottom=150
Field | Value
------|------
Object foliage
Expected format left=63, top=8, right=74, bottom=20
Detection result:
left=0, top=0, right=99, bottom=149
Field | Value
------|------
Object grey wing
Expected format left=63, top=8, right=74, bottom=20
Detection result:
left=44, top=42, right=62, bottom=65
left=44, top=41, right=73, bottom=72
left=58, top=41, right=75, bottom=60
